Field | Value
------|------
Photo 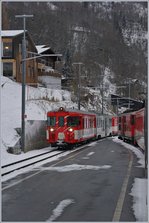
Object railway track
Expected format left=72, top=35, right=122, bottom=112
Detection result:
left=1, top=140, right=99, bottom=179
left=1, top=149, right=66, bottom=177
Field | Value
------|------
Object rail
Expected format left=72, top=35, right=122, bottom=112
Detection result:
left=1, top=149, right=65, bottom=177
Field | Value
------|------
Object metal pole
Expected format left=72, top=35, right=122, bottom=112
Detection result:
left=101, top=68, right=104, bottom=114
left=144, top=93, right=148, bottom=178
left=128, top=80, right=130, bottom=109
left=15, top=15, right=33, bottom=152
left=101, top=76, right=104, bottom=114
left=21, top=16, right=26, bottom=152
left=116, top=98, right=119, bottom=115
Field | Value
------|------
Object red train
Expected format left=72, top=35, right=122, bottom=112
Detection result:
left=118, top=108, right=145, bottom=150
left=46, top=107, right=112, bottom=149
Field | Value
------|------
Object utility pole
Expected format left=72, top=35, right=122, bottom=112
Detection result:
left=128, top=80, right=131, bottom=109
left=15, top=14, right=33, bottom=152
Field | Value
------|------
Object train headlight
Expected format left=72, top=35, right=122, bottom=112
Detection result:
left=50, top=128, right=54, bottom=132
left=68, top=128, right=73, bottom=132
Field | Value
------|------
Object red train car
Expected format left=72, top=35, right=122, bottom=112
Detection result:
left=118, top=108, right=145, bottom=150
left=46, top=107, right=97, bottom=148
left=134, top=108, right=145, bottom=150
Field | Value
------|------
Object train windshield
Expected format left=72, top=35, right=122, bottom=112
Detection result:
left=67, top=116, right=80, bottom=126
left=59, top=117, right=64, bottom=127
left=47, top=116, right=56, bottom=126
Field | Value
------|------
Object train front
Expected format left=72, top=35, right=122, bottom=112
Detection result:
left=46, top=107, right=81, bottom=149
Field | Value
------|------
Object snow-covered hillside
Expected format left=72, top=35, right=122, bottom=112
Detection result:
left=1, top=76, right=77, bottom=152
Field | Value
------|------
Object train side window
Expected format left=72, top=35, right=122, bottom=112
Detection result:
left=82, top=118, right=84, bottom=128
left=118, top=124, right=121, bottom=130
left=98, top=118, right=100, bottom=127
left=86, top=118, right=88, bottom=128
left=84, top=118, right=86, bottom=128
left=97, top=118, right=99, bottom=127
left=131, top=115, right=135, bottom=125
left=89, top=118, right=91, bottom=128
left=59, top=117, right=64, bottom=127
left=67, top=116, right=80, bottom=126
left=103, top=119, right=105, bottom=131
left=47, top=116, right=56, bottom=126
left=124, top=126, right=126, bottom=131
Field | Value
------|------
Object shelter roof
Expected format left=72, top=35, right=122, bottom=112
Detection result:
left=1, top=30, right=24, bottom=37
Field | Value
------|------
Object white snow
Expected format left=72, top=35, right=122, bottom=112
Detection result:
left=38, top=75, right=61, bottom=89
left=36, top=45, right=51, bottom=54
left=1, top=30, right=24, bottom=37
left=87, top=152, right=95, bottom=156
left=130, top=178, right=148, bottom=222
left=47, top=199, right=75, bottom=221
left=34, top=164, right=112, bottom=172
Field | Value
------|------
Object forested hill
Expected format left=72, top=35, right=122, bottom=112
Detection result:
left=2, top=2, right=147, bottom=100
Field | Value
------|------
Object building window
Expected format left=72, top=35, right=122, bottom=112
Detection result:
left=3, top=42, right=12, bottom=58
left=3, top=62, right=13, bottom=77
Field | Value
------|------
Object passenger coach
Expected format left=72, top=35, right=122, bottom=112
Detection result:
left=118, top=108, right=145, bottom=150
left=46, top=107, right=112, bottom=149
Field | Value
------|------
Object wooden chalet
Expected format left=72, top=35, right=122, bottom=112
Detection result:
left=36, top=45, right=62, bottom=89
left=1, top=30, right=38, bottom=86
left=36, top=45, right=61, bottom=77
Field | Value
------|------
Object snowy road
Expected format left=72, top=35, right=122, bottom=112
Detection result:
left=2, top=138, right=147, bottom=221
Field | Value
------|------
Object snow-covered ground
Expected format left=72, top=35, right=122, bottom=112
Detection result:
left=1, top=76, right=148, bottom=222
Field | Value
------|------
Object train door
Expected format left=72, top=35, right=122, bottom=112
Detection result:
left=130, top=114, right=135, bottom=140
left=120, top=115, right=126, bottom=139
left=118, top=116, right=121, bottom=138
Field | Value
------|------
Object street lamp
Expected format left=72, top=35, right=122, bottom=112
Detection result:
left=15, top=15, right=63, bottom=152
left=15, top=14, right=33, bottom=152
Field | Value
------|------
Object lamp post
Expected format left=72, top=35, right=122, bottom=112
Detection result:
left=15, top=15, right=33, bottom=152
left=16, top=15, right=62, bottom=152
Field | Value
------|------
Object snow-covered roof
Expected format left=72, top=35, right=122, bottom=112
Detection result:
left=36, top=45, right=51, bottom=54
left=1, top=30, right=25, bottom=37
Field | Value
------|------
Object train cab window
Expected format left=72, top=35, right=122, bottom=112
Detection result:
left=47, top=116, right=56, bottom=126
left=59, top=117, right=64, bottom=127
left=67, top=116, right=80, bottom=127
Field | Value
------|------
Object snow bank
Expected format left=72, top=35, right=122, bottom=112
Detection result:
left=130, top=178, right=148, bottom=221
